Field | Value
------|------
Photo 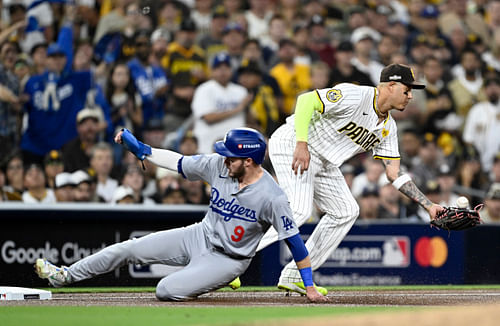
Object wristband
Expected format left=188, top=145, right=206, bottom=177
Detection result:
left=392, top=174, right=412, bottom=190
left=299, top=267, right=313, bottom=287
left=121, top=128, right=151, bottom=161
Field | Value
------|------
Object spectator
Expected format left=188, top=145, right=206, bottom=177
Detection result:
left=436, top=163, right=460, bottom=207
left=198, top=5, right=229, bottom=61
left=438, top=0, right=490, bottom=47
left=418, top=56, right=455, bottom=135
left=89, top=142, right=118, bottom=203
left=306, top=15, right=335, bottom=68
left=179, top=177, right=209, bottom=205
left=105, top=62, right=143, bottom=135
left=491, top=153, right=500, bottom=184
left=161, top=186, right=187, bottom=204
left=244, top=0, right=273, bottom=42
left=351, top=158, right=385, bottom=199
left=482, top=28, right=500, bottom=73
left=120, top=164, right=155, bottom=204
left=399, top=128, right=422, bottom=171
left=21, top=16, right=93, bottom=165
left=71, top=170, right=98, bottom=202
left=221, top=22, right=247, bottom=71
left=191, top=52, right=251, bottom=153
left=236, top=60, right=280, bottom=137
left=408, top=36, right=433, bottom=66
left=30, top=42, right=48, bottom=75
left=191, top=0, right=215, bottom=36
left=291, top=23, right=319, bottom=68
left=44, top=150, right=64, bottom=189
left=310, top=61, right=330, bottom=91
left=408, top=5, right=453, bottom=65
left=93, top=0, right=129, bottom=44
left=378, top=183, right=404, bottom=219
left=414, top=179, right=441, bottom=222
left=0, top=40, right=21, bottom=159
left=239, top=39, right=282, bottom=102
left=456, top=147, right=488, bottom=207
left=463, top=75, right=500, bottom=172
left=152, top=0, right=181, bottom=45
left=178, top=131, right=199, bottom=156
left=350, top=26, right=383, bottom=86
left=410, top=133, right=445, bottom=189
left=448, top=48, right=487, bottom=117
left=0, top=166, right=21, bottom=201
left=54, top=172, right=75, bottom=202
left=328, top=40, right=373, bottom=87
left=154, top=167, right=181, bottom=203
left=357, top=186, right=380, bottom=220
left=128, top=29, right=169, bottom=128
left=4, top=153, right=24, bottom=198
left=223, top=0, right=244, bottom=19
left=112, top=185, right=135, bottom=204
left=14, top=54, right=30, bottom=90
left=377, top=34, right=400, bottom=67
left=162, top=19, right=205, bottom=132
left=486, top=1, right=500, bottom=33
left=62, top=108, right=101, bottom=172
left=270, top=39, right=311, bottom=118
left=260, top=14, right=288, bottom=56
left=22, top=163, right=56, bottom=204
left=481, top=183, right=500, bottom=223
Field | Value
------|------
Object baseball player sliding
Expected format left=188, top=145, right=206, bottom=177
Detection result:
left=34, top=128, right=327, bottom=302
left=257, top=64, right=445, bottom=293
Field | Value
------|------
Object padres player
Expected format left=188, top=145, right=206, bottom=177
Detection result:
left=257, top=64, right=445, bottom=293
left=35, top=128, right=327, bottom=302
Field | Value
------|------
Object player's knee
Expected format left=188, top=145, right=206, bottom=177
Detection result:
left=155, top=278, right=193, bottom=302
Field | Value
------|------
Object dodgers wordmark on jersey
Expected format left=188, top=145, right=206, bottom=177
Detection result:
left=181, top=154, right=298, bottom=259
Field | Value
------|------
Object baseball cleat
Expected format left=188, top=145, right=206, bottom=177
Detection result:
left=277, top=281, right=328, bottom=296
left=34, top=258, right=70, bottom=288
left=228, top=277, right=241, bottom=290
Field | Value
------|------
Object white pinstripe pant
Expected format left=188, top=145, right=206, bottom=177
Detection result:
left=257, top=124, right=359, bottom=283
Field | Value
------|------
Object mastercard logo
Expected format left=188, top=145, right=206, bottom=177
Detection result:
left=414, top=236, right=448, bottom=267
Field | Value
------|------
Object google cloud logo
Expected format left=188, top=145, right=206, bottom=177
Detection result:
left=414, top=236, right=448, bottom=268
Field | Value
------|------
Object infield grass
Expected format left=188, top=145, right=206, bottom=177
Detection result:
left=1, top=305, right=405, bottom=326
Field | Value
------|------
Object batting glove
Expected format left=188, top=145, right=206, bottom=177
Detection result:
left=121, top=128, right=151, bottom=161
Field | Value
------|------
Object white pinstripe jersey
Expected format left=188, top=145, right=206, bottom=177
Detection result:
left=286, top=83, right=400, bottom=166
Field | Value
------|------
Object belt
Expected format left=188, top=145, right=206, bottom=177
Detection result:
left=213, top=245, right=251, bottom=261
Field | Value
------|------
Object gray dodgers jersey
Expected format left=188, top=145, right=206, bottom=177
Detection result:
left=181, top=154, right=299, bottom=258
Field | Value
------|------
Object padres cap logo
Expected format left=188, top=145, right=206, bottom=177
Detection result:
left=326, top=89, right=342, bottom=103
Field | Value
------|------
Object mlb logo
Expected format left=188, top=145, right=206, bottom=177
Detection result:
left=238, top=144, right=243, bottom=149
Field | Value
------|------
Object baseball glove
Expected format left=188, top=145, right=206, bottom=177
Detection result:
left=430, top=206, right=482, bottom=231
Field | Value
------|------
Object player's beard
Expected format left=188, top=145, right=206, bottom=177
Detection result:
left=228, top=161, right=245, bottom=179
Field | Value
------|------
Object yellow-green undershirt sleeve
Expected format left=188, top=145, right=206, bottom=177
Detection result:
left=294, top=91, right=323, bottom=142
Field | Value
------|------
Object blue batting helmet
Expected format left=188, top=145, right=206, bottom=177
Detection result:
left=214, top=128, right=267, bottom=164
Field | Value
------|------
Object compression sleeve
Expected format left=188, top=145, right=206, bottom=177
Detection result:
left=294, top=91, right=323, bottom=142
left=284, top=233, right=308, bottom=262
left=147, top=148, right=183, bottom=171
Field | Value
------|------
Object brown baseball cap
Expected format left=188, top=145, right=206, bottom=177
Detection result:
left=380, top=64, right=425, bottom=89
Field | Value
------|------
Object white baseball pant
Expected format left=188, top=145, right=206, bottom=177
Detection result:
left=258, top=124, right=359, bottom=284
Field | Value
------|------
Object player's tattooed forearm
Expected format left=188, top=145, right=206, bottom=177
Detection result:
left=399, top=180, right=432, bottom=209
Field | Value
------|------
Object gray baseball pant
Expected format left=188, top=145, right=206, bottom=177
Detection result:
left=66, top=223, right=251, bottom=301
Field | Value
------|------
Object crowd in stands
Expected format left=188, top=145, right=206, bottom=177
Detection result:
left=0, top=0, right=499, bottom=223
